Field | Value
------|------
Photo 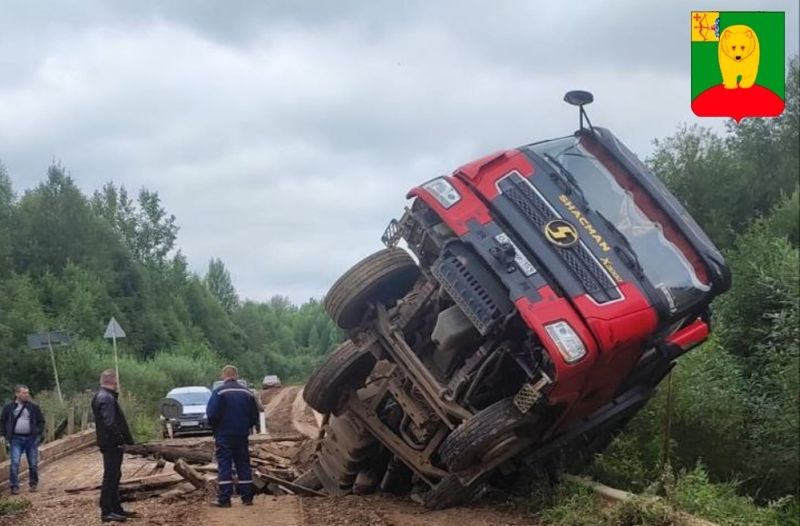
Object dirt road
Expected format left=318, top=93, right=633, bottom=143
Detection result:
left=201, top=492, right=535, bottom=526
left=1, top=386, right=538, bottom=525
left=0, top=447, right=202, bottom=526
left=262, top=385, right=320, bottom=439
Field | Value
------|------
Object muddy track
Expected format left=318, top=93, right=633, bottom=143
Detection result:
left=2, top=385, right=538, bottom=526
left=260, top=385, right=321, bottom=439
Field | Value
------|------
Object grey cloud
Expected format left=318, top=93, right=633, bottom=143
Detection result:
left=0, top=0, right=797, bottom=302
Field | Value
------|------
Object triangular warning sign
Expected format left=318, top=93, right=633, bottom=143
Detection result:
left=104, top=317, right=126, bottom=339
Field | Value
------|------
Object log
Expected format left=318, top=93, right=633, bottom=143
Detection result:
left=254, top=435, right=309, bottom=443
left=126, top=444, right=213, bottom=464
left=254, top=470, right=325, bottom=497
left=194, top=463, right=218, bottom=473
left=66, top=473, right=182, bottom=493
left=120, top=478, right=182, bottom=495
left=174, top=458, right=208, bottom=490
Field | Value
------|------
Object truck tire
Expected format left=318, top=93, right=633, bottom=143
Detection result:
left=439, top=398, right=536, bottom=473
left=421, top=474, right=483, bottom=510
left=303, top=340, right=377, bottom=415
left=324, top=248, right=420, bottom=330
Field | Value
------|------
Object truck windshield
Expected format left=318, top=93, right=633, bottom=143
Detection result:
left=527, top=136, right=710, bottom=314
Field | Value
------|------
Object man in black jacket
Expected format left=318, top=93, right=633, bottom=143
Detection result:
left=0, top=385, right=45, bottom=495
left=91, top=369, right=136, bottom=523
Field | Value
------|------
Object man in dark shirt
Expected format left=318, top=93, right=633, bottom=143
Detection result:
left=206, top=365, right=259, bottom=507
left=91, top=369, right=136, bottom=523
left=0, top=385, right=45, bottom=495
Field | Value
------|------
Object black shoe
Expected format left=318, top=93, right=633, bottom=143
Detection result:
left=101, top=513, right=128, bottom=523
left=211, top=501, right=232, bottom=508
left=243, top=500, right=254, bottom=506
left=117, top=510, right=139, bottom=518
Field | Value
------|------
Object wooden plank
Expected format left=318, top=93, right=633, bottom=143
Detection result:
left=254, top=470, right=326, bottom=497
left=0, top=429, right=96, bottom=490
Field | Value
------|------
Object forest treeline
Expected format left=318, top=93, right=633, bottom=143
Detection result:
left=0, top=166, right=341, bottom=402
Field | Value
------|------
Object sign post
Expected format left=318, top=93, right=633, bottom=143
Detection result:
left=104, top=317, right=126, bottom=395
left=27, top=330, right=71, bottom=405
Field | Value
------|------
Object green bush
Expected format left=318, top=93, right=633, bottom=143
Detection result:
left=119, top=394, right=160, bottom=443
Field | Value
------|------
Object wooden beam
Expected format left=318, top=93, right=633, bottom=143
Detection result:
left=174, top=458, right=209, bottom=490
left=125, top=444, right=213, bottom=464
left=254, top=470, right=326, bottom=497
left=66, top=473, right=182, bottom=494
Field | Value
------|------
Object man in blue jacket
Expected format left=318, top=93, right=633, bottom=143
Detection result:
left=0, top=385, right=45, bottom=495
left=206, top=365, right=259, bottom=507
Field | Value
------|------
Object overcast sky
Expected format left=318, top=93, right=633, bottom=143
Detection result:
left=1, top=1, right=797, bottom=303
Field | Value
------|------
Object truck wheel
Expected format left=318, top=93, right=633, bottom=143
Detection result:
left=439, top=398, right=536, bottom=473
left=324, top=248, right=420, bottom=330
left=421, top=474, right=483, bottom=510
left=303, top=340, right=377, bottom=414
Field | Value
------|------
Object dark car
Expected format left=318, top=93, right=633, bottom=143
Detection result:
left=160, top=386, right=213, bottom=438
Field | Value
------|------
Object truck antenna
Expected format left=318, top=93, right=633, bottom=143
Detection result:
left=564, top=90, right=594, bottom=132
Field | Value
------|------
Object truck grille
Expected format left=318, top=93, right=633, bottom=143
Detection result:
left=500, top=177, right=621, bottom=303
left=432, top=244, right=512, bottom=335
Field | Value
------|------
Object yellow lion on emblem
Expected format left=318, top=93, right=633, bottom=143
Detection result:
left=718, top=24, right=760, bottom=89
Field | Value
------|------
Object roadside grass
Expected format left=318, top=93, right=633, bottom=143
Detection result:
left=666, top=466, right=799, bottom=526
left=523, top=466, right=799, bottom=526
left=35, top=389, right=161, bottom=444
left=0, top=497, right=30, bottom=517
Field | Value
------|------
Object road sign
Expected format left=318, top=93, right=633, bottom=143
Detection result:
left=104, top=317, right=126, bottom=396
left=104, top=317, right=126, bottom=339
left=27, top=331, right=71, bottom=350
left=27, top=331, right=71, bottom=404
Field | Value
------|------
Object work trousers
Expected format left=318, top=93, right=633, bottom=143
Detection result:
left=216, top=435, right=253, bottom=503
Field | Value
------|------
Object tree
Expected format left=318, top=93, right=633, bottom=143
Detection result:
left=204, top=258, right=239, bottom=313
left=92, top=183, right=178, bottom=266
left=649, top=57, right=800, bottom=248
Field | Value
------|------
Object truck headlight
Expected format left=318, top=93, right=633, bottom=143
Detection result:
left=544, top=321, right=587, bottom=364
left=422, top=178, right=461, bottom=209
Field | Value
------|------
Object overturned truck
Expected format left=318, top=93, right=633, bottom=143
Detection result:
left=296, top=91, right=731, bottom=509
